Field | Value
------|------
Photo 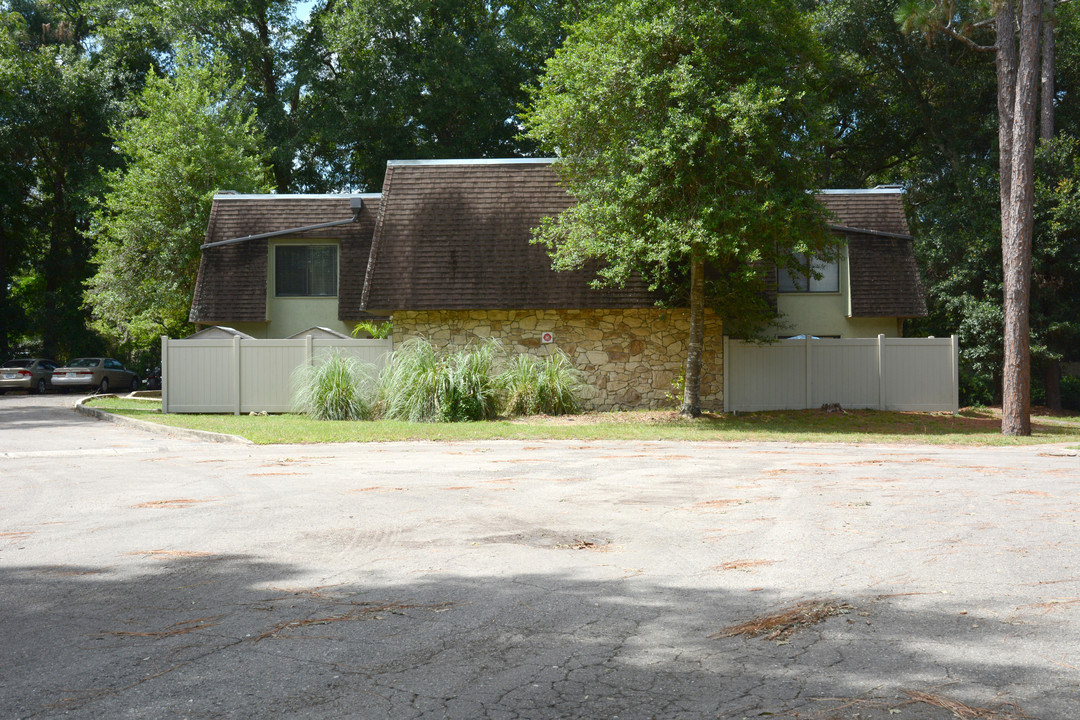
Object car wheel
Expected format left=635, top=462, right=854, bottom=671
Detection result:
left=35, top=379, right=46, bottom=394
left=130, top=377, right=139, bottom=392
left=99, top=377, right=109, bottom=393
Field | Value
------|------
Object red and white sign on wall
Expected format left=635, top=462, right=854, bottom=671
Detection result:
left=540, top=332, right=554, bottom=344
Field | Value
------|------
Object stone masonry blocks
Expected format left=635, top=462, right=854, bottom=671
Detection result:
left=392, top=309, right=723, bottom=411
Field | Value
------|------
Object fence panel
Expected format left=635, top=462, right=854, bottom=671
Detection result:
left=810, top=339, right=880, bottom=409
left=723, top=337, right=806, bottom=411
left=162, top=336, right=392, bottom=414
left=162, top=339, right=237, bottom=413
left=882, top=338, right=959, bottom=412
left=724, top=335, right=957, bottom=413
left=240, top=340, right=309, bottom=413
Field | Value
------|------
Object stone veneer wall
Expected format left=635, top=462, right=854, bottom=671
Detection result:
left=391, top=309, right=723, bottom=411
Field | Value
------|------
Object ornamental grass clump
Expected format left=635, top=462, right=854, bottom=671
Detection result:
left=378, top=337, right=502, bottom=422
left=499, top=350, right=584, bottom=416
left=291, top=351, right=376, bottom=421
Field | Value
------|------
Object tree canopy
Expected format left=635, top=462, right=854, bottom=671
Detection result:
left=523, top=0, right=835, bottom=415
left=312, top=0, right=575, bottom=190
left=85, top=47, right=272, bottom=354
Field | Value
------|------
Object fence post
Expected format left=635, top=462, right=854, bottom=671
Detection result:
left=722, top=335, right=730, bottom=412
left=877, top=334, right=886, bottom=411
left=233, top=334, right=242, bottom=416
left=804, top=335, right=812, bottom=410
left=160, top=335, right=169, bottom=414
left=951, top=334, right=960, bottom=415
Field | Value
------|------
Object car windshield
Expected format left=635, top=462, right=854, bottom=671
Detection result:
left=68, top=358, right=101, bottom=368
left=2, top=360, right=32, bottom=368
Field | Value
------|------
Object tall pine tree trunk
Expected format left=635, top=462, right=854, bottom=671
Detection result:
left=1001, top=0, right=1042, bottom=436
left=681, top=258, right=705, bottom=418
left=998, top=1, right=1017, bottom=217
left=1040, top=0, right=1055, bottom=140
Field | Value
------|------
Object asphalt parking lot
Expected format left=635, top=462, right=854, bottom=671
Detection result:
left=1, top=392, right=1079, bottom=719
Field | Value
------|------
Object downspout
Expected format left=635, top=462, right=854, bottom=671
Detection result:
left=200, top=196, right=365, bottom=250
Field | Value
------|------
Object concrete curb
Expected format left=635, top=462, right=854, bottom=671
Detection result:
left=74, top=394, right=253, bottom=445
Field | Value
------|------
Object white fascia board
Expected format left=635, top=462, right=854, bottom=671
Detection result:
left=385, top=157, right=556, bottom=167
left=817, top=188, right=904, bottom=195
left=213, top=193, right=382, bottom=200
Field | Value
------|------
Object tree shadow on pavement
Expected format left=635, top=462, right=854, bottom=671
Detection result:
left=1, top=555, right=1072, bottom=719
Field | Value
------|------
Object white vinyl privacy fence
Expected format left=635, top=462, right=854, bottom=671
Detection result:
left=723, top=335, right=959, bottom=413
left=161, top=335, right=393, bottom=414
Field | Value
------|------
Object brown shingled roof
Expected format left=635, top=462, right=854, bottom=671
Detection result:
left=190, top=167, right=926, bottom=325
left=359, top=160, right=656, bottom=312
left=816, top=190, right=926, bottom=318
left=189, top=194, right=380, bottom=324
left=845, top=231, right=928, bottom=318
left=816, top=190, right=910, bottom=235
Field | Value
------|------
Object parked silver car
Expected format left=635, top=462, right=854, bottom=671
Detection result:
left=50, top=357, right=139, bottom=394
left=0, top=358, right=59, bottom=394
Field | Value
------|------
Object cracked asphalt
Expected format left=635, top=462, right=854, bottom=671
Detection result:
left=2, top=393, right=1079, bottom=719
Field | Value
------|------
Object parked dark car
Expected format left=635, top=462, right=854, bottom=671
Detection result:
left=0, top=358, right=59, bottom=394
left=51, top=357, right=139, bottom=394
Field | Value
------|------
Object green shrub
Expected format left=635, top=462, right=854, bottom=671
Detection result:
left=352, top=319, right=393, bottom=339
left=291, top=351, right=375, bottom=421
left=378, top=337, right=502, bottom=422
left=959, top=368, right=995, bottom=408
left=499, top=350, right=584, bottom=416
left=1061, top=374, right=1080, bottom=411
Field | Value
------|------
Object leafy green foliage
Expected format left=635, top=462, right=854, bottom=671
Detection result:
left=0, top=6, right=127, bottom=359
left=147, top=0, right=313, bottom=191
left=313, top=0, right=576, bottom=190
left=664, top=368, right=686, bottom=408
left=85, top=46, right=273, bottom=355
left=820, top=0, right=1080, bottom=405
left=1061, top=375, right=1080, bottom=411
left=377, top=337, right=502, bottom=422
left=499, top=351, right=584, bottom=417
left=523, top=0, right=834, bottom=329
left=1031, top=134, right=1080, bottom=366
left=291, top=351, right=376, bottom=421
left=815, top=0, right=997, bottom=188
left=352, top=319, right=394, bottom=339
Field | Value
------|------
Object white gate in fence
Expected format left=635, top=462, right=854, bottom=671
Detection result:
left=161, top=335, right=393, bottom=414
left=723, top=335, right=958, bottom=413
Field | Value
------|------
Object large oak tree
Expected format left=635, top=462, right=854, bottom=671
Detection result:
left=524, top=0, right=834, bottom=416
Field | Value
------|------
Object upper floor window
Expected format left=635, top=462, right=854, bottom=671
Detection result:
left=275, top=245, right=338, bottom=297
left=778, top=253, right=839, bottom=293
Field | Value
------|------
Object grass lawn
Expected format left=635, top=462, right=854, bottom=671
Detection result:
left=85, top=397, right=1080, bottom=446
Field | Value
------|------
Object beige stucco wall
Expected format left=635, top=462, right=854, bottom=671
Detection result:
left=775, top=296, right=898, bottom=338
left=392, top=308, right=723, bottom=411
left=224, top=313, right=355, bottom=340
left=264, top=297, right=352, bottom=338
